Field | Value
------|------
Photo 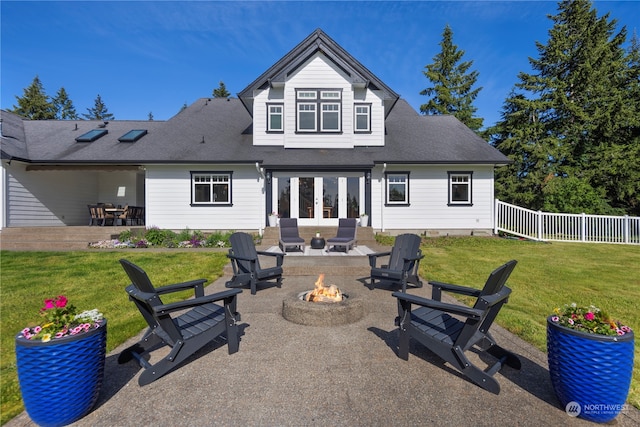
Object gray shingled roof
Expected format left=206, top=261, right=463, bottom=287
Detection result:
left=2, top=97, right=509, bottom=167
left=0, top=110, right=28, bottom=160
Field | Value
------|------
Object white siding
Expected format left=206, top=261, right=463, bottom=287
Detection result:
left=5, top=165, right=97, bottom=226
left=145, top=164, right=265, bottom=230
left=370, top=164, right=495, bottom=232
left=4, top=164, right=142, bottom=226
left=252, top=53, right=385, bottom=148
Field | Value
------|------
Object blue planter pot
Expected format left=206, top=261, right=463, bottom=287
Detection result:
left=547, top=316, right=634, bottom=423
left=15, top=320, right=107, bottom=427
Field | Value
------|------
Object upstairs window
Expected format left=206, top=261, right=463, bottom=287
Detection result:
left=321, top=103, right=340, bottom=130
left=191, top=172, right=232, bottom=205
left=298, top=103, right=316, bottom=131
left=385, top=172, right=410, bottom=205
left=296, top=89, right=342, bottom=133
left=448, top=172, right=472, bottom=205
left=267, top=104, right=283, bottom=132
left=354, top=104, right=371, bottom=132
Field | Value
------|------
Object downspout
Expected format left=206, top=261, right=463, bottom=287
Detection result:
left=380, top=163, right=387, bottom=232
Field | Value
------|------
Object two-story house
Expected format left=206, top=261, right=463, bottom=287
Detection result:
left=0, top=29, right=510, bottom=235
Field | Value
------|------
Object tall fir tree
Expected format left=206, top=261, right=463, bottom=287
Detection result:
left=212, top=81, right=230, bottom=98
left=11, top=75, right=55, bottom=120
left=82, top=94, right=114, bottom=120
left=490, top=0, right=637, bottom=214
left=52, top=87, right=78, bottom=120
left=420, top=25, right=483, bottom=132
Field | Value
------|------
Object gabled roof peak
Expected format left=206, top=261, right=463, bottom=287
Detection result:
left=238, top=29, right=399, bottom=117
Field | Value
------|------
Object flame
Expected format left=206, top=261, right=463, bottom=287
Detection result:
left=305, top=274, right=343, bottom=302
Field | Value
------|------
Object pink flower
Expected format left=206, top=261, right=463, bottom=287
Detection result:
left=42, top=299, right=55, bottom=310
left=568, top=319, right=574, bottom=325
left=54, top=295, right=68, bottom=308
left=55, top=331, right=66, bottom=338
left=584, top=312, right=595, bottom=321
left=617, top=329, right=624, bottom=335
left=33, top=326, right=42, bottom=334
left=551, top=316, right=559, bottom=322
left=22, top=328, right=31, bottom=335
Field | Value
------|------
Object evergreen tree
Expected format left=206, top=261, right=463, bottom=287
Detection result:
left=491, top=0, right=637, bottom=214
left=82, top=94, right=114, bottom=120
left=420, top=25, right=483, bottom=131
left=52, top=87, right=78, bottom=120
left=212, top=81, right=231, bottom=98
left=11, top=75, right=55, bottom=120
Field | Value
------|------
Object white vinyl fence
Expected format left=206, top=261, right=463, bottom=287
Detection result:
left=494, top=199, right=640, bottom=245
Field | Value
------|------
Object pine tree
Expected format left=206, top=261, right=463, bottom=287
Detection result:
left=52, top=87, right=78, bottom=120
left=420, top=25, right=483, bottom=131
left=82, top=94, right=115, bottom=120
left=491, top=0, right=637, bottom=214
left=212, top=81, right=230, bottom=98
left=11, top=75, right=55, bottom=120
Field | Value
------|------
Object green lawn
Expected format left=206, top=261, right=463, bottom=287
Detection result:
left=1, top=239, right=638, bottom=425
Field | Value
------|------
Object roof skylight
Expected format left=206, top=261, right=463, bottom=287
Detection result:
left=75, top=129, right=108, bottom=142
left=118, top=129, right=147, bottom=143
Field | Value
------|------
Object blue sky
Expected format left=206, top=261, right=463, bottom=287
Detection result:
left=1, top=1, right=638, bottom=129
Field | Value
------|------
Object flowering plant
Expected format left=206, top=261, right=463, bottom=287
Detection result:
left=550, top=303, right=631, bottom=336
left=19, top=295, right=104, bottom=342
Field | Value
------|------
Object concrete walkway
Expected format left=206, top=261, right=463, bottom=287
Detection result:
left=7, top=258, right=640, bottom=426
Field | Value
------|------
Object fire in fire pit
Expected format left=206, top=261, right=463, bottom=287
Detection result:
left=304, top=274, right=343, bottom=302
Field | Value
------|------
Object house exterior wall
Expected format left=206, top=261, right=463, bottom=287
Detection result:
left=252, top=53, right=385, bottom=148
left=2, top=163, right=142, bottom=227
left=370, top=164, right=495, bottom=234
left=145, top=164, right=265, bottom=230
left=4, top=164, right=98, bottom=226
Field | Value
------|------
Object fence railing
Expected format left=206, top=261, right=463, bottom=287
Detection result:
left=494, top=199, right=640, bottom=245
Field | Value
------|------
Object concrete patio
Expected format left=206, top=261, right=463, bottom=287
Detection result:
left=6, top=255, right=640, bottom=426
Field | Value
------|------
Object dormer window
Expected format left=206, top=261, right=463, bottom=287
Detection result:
left=354, top=104, right=371, bottom=132
left=267, top=104, right=283, bottom=132
left=296, top=89, right=342, bottom=133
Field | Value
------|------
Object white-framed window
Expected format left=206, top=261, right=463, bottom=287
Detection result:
left=354, top=104, right=371, bottom=132
left=296, top=89, right=342, bottom=133
left=191, top=172, right=232, bottom=205
left=267, top=104, right=283, bottom=132
left=297, top=103, right=316, bottom=131
left=448, top=172, right=472, bottom=205
left=320, top=90, right=341, bottom=100
left=321, top=103, right=340, bottom=131
left=385, top=172, right=410, bottom=205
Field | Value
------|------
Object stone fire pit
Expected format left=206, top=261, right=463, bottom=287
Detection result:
left=282, top=291, right=365, bottom=326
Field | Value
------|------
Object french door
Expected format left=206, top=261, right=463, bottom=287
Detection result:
left=274, top=173, right=363, bottom=226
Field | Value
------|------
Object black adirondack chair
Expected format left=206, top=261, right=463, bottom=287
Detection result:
left=326, top=218, right=357, bottom=252
left=118, top=259, right=242, bottom=386
left=279, top=218, right=305, bottom=252
left=392, top=260, right=520, bottom=394
left=367, top=233, right=424, bottom=291
left=226, top=232, right=284, bottom=295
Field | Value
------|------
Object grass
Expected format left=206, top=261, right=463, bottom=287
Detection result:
left=1, top=238, right=638, bottom=424
left=413, top=236, right=640, bottom=410
left=0, top=250, right=230, bottom=425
